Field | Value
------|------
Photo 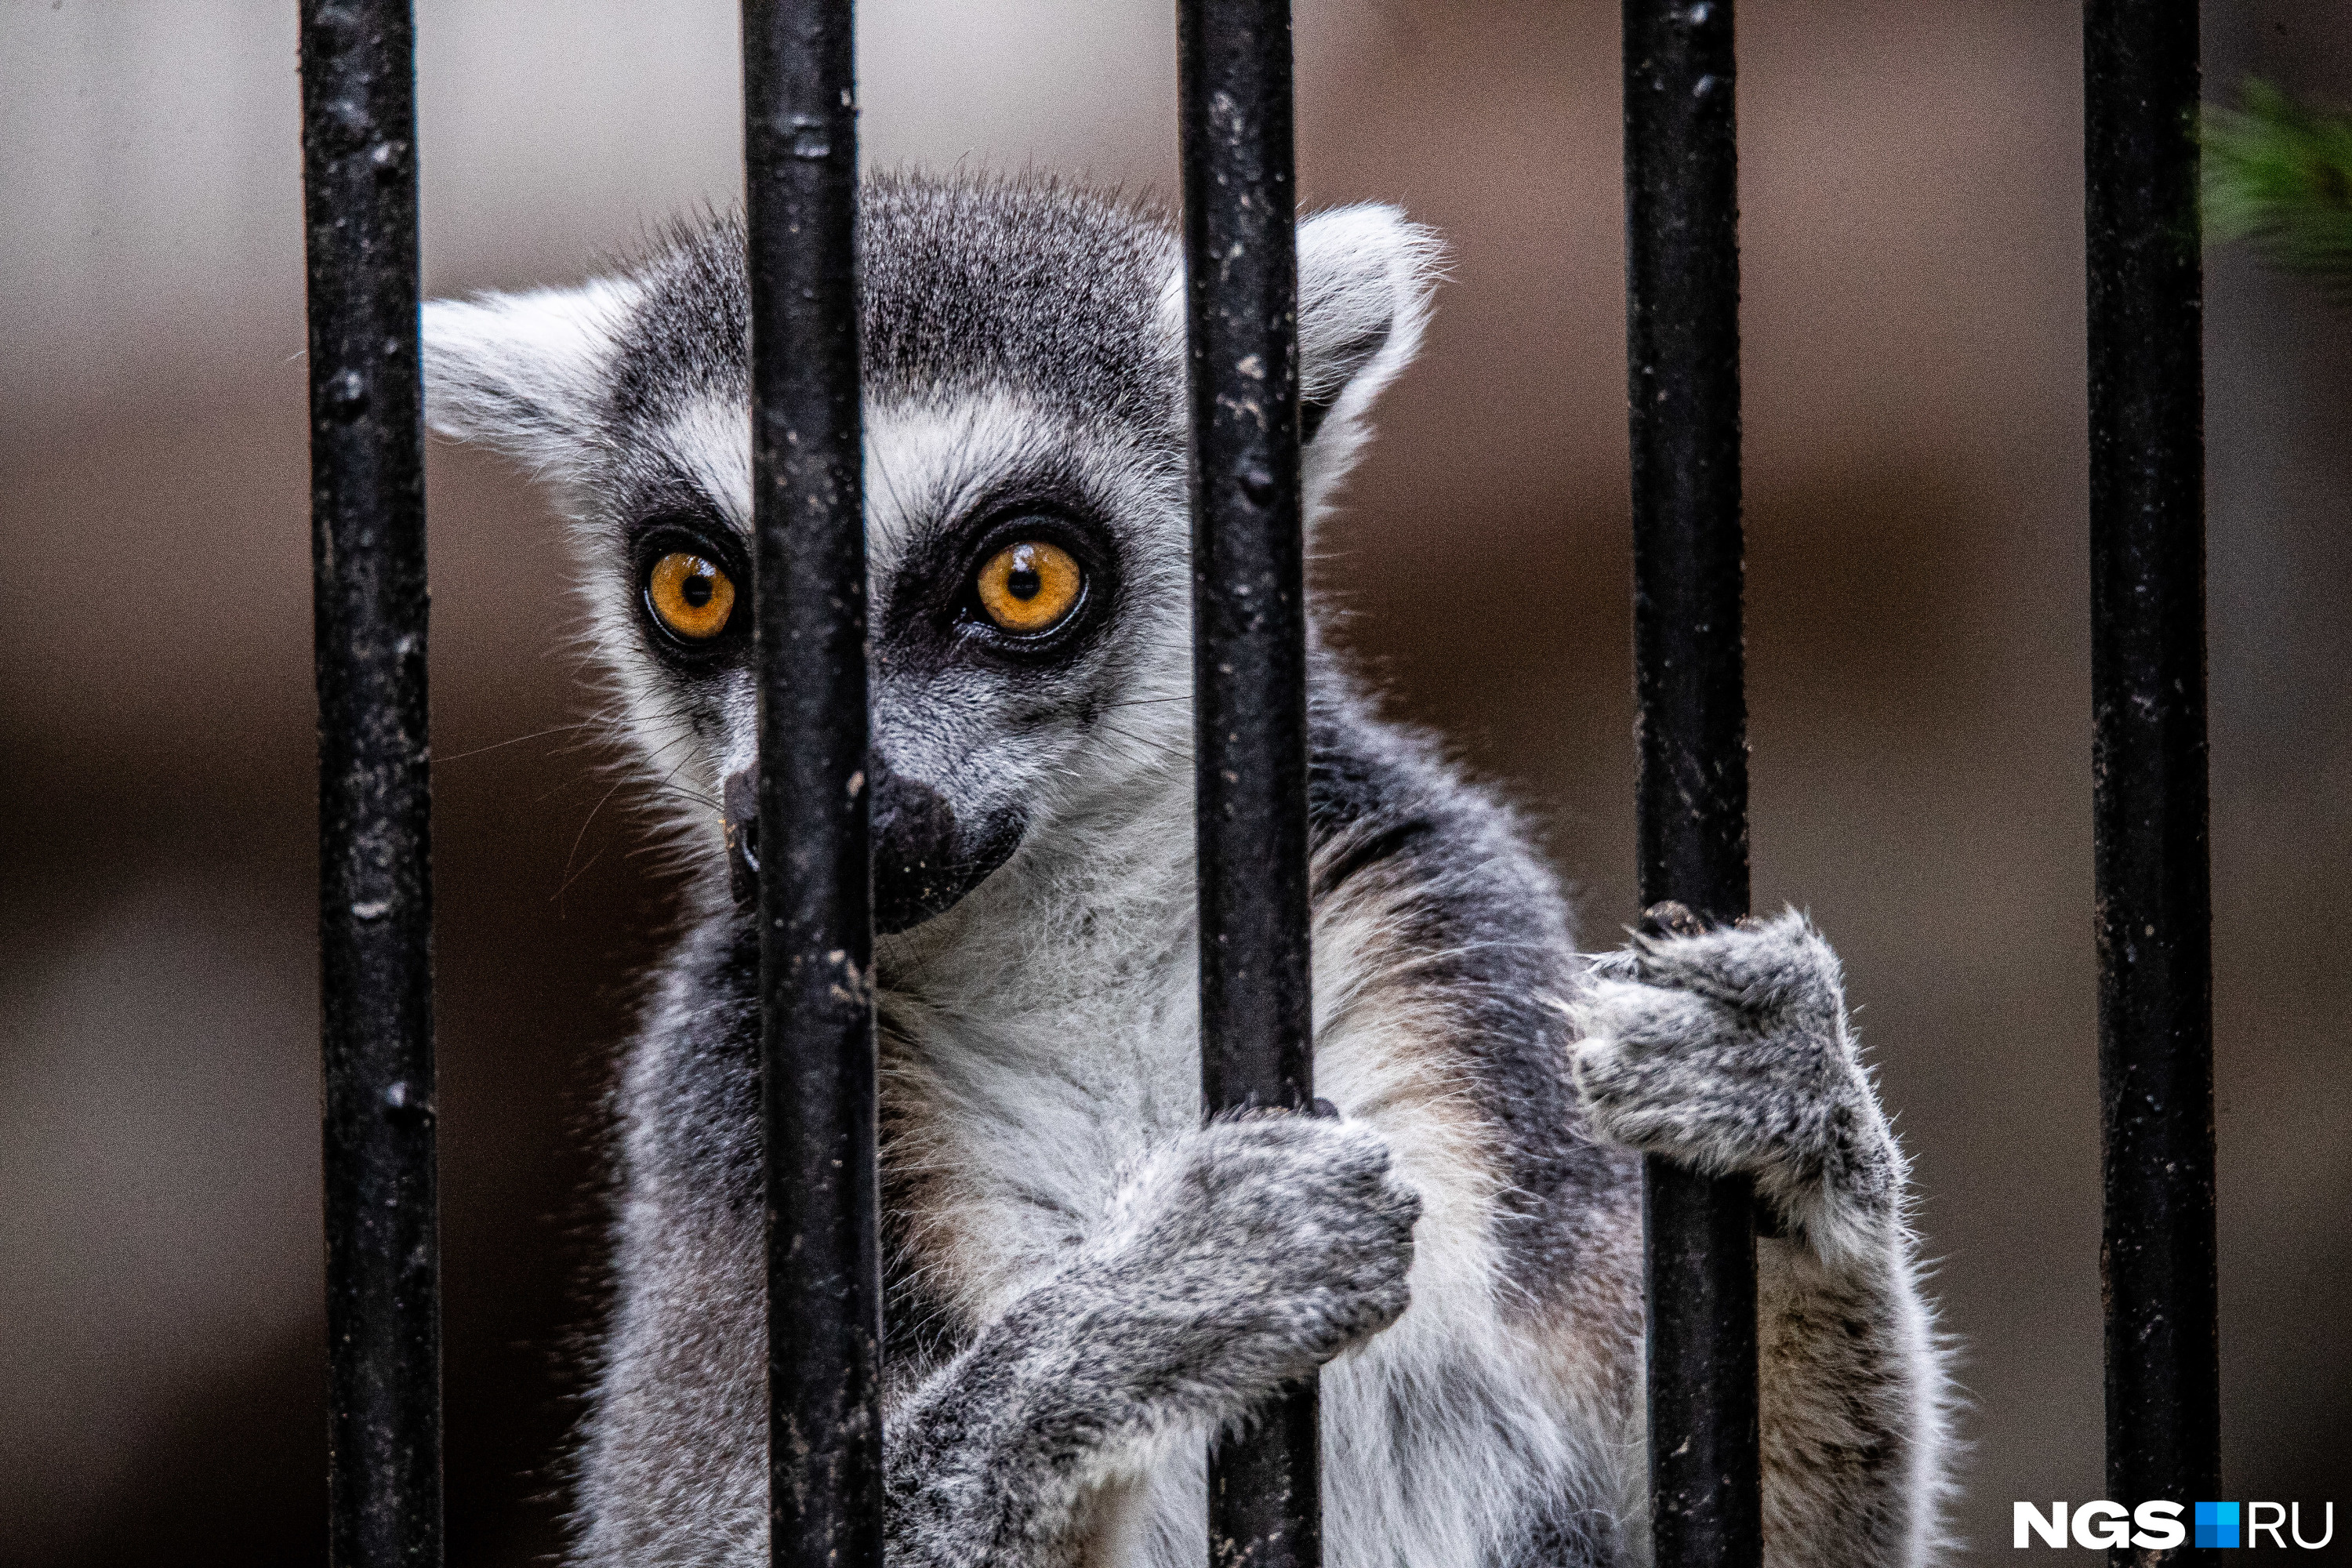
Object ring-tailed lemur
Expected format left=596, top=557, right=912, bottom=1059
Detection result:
left=423, top=173, right=1950, bottom=1568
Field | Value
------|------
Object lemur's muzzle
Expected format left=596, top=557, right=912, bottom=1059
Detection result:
left=722, top=760, right=1024, bottom=934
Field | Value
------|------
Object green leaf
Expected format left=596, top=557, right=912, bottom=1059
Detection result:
left=2204, top=78, right=2352, bottom=292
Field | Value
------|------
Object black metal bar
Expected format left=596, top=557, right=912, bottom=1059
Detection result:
left=1177, top=1, right=1317, bottom=1564
left=299, top=5, right=441, bottom=1568
left=1623, top=3, right=1762, bottom=1566
left=2084, top=1, right=2218, bottom=1551
left=742, top=4, right=884, bottom=1567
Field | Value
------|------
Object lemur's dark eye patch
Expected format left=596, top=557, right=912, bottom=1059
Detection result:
left=646, top=550, right=737, bottom=643
left=975, top=540, right=1083, bottom=635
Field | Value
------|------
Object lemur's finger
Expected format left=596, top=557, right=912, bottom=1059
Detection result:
left=1638, top=900, right=1711, bottom=940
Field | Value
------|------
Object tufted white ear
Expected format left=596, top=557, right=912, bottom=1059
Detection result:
left=420, top=278, right=642, bottom=477
left=1294, top=204, right=1443, bottom=499
left=1297, top=205, right=1439, bottom=434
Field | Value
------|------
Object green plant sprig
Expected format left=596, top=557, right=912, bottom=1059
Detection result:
left=2205, top=78, right=2352, bottom=292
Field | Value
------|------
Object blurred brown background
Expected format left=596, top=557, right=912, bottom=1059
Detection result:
left=4, top=2, right=2347, bottom=1563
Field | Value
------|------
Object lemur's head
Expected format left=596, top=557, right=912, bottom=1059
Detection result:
left=424, top=175, right=1435, bottom=933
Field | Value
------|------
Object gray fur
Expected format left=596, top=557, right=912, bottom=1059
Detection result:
left=423, top=172, right=1951, bottom=1568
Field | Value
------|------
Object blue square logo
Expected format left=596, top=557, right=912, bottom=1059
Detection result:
left=2196, top=1501, right=2241, bottom=1549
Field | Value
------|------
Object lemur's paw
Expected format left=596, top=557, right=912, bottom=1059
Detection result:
left=1570, top=906, right=1900, bottom=1258
left=1084, top=1113, right=1421, bottom=1402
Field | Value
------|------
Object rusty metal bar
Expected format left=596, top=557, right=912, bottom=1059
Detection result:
left=299, top=2, right=442, bottom=1566
left=741, top=2, right=884, bottom=1566
left=1624, top=2, right=1762, bottom=1564
left=2084, top=0, right=2219, bottom=1548
left=1178, top=0, right=1319, bottom=1563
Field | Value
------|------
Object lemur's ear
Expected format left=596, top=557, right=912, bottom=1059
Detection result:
left=420, top=279, right=641, bottom=476
left=1295, top=205, right=1441, bottom=474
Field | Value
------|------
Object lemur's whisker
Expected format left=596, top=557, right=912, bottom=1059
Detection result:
left=557, top=774, right=633, bottom=887
left=550, top=843, right=608, bottom=906
left=644, top=783, right=722, bottom=813
left=531, top=722, right=701, bottom=806
left=866, top=417, right=912, bottom=524
left=556, top=745, right=702, bottom=887
left=1091, top=720, right=1185, bottom=759
left=438, top=720, right=600, bottom=764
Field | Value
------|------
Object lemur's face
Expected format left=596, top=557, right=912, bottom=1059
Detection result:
left=424, top=177, right=1432, bottom=931
left=612, top=386, right=1196, bottom=934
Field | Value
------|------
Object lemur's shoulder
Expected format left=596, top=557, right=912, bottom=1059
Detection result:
left=1304, top=660, right=1641, bottom=1330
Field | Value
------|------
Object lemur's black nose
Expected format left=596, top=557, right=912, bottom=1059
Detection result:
left=720, top=760, right=1022, bottom=931
left=869, top=763, right=975, bottom=935
left=722, top=766, right=760, bottom=906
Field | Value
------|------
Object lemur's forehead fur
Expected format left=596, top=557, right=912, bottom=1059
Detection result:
left=608, top=177, right=1185, bottom=450
left=425, top=170, right=1435, bottom=507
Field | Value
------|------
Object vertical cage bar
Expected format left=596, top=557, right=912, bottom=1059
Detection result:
left=2084, top=0, right=2218, bottom=1548
left=741, top=4, right=884, bottom=1567
left=1623, top=3, right=1762, bottom=1567
left=299, top=4, right=442, bottom=1568
left=1178, top=1, right=1318, bottom=1564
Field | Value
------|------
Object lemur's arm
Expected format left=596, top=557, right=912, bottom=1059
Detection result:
left=883, top=1115, right=1420, bottom=1568
left=1571, top=909, right=1949, bottom=1568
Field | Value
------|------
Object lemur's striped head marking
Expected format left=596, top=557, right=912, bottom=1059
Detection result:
left=423, top=174, right=1437, bottom=932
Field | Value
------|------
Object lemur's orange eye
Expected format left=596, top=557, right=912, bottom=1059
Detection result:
left=647, top=551, right=737, bottom=641
left=975, top=540, right=1083, bottom=634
